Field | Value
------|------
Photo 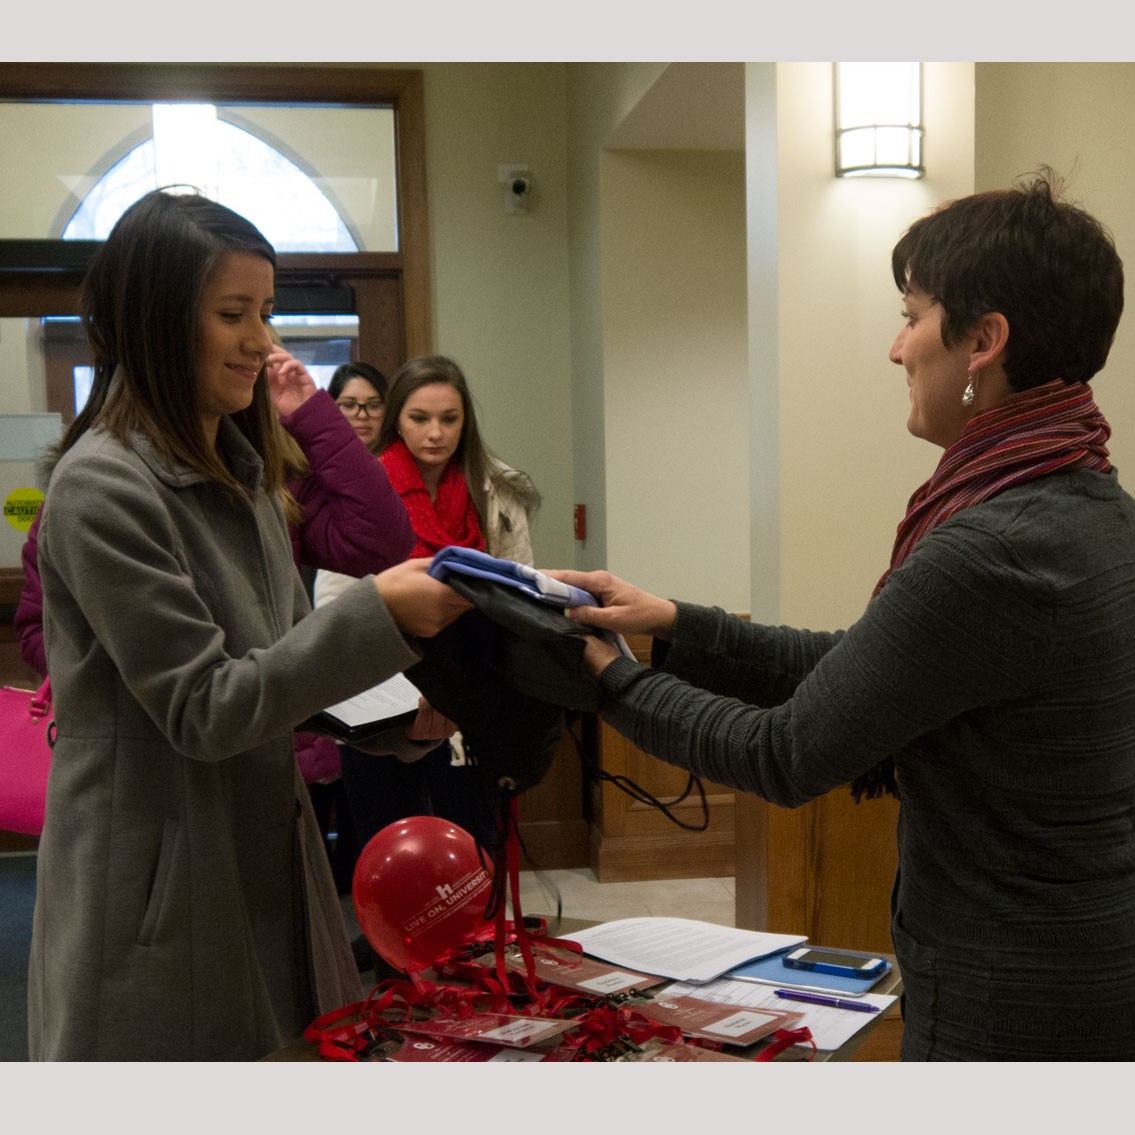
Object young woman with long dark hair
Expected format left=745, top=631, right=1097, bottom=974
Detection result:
left=27, top=189, right=469, bottom=1060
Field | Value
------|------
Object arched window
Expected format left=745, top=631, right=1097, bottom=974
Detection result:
left=56, top=104, right=369, bottom=396
left=62, top=105, right=359, bottom=253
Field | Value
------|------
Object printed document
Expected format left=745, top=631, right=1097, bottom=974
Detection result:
left=318, top=673, right=421, bottom=737
left=563, top=918, right=805, bottom=983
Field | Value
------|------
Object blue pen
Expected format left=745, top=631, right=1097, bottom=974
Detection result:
left=773, top=989, right=880, bottom=1013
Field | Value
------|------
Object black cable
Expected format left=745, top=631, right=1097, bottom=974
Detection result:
left=598, top=770, right=709, bottom=832
left=564, top=710, right=711, bottom=832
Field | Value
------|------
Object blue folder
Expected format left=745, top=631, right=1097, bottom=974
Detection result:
left=726, top=947, right=892, bottom=996
left=428, top=546, right=599, bottom=609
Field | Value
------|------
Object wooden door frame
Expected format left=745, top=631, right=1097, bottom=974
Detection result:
left=0, top=62, right=432, bottom=357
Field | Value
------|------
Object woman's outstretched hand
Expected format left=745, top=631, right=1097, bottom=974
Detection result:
left=542, top=569, right=678, bottom=678
left=374, top=558, right=472, bottom=638
left=544, top=569, right=678, bottom=639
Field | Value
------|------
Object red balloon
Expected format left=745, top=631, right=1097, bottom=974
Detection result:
left=352, top=816, right=495, bottom=974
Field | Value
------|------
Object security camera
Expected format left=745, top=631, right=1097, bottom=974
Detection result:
left=499, top=163, right=532, bottom=215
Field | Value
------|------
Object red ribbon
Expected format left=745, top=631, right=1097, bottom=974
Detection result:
left=562, top=1004, right=683, bottom=1060
left=303, top=975, right=516, bottom=1061
left=754, top=1025, right=817, bottom=1062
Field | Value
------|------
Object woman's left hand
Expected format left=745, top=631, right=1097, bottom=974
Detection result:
left=375, top=558, right=474, bottom=637
left=266, top=348, right=317, bottom=417
left=405, top=698, right=457, bottom=743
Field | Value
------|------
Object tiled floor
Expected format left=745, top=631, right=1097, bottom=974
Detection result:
left=512, top=868, right=736, bottom=929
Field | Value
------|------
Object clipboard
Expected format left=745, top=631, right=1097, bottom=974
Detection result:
left=306, top=673, right=422, bottom=743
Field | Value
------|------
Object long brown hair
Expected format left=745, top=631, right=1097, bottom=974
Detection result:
left=377, top=355, right=538, bottom=526
left=59, top=188, right=287, bottom=500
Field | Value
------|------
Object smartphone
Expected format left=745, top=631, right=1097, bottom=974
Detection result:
left=782, top=947, right=887, bottom=979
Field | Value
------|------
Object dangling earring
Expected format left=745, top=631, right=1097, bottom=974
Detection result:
left=962, top=373, right=977, bottom=407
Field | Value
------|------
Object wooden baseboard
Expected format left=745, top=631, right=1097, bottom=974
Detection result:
left=590, top=828, right=734, bottom=882
left=518, top=818, right=590, bottom=871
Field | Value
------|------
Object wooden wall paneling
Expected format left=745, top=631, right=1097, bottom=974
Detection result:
left=587, top=631, right=735, bottom=881
left=389, top=70, right=432, bottom=359
left=734, top=787, right=904, bottom=1058
left=732, top=792, right=769, bottom=930
left=590, top=720, right=735, bottom=881
left=736, top=786, right=899, bottom=955
left=0, top=275, right=83, bottom=317
left=516, top=720, right=590, bottom=871
left=349, top=274, right=404, bottom=380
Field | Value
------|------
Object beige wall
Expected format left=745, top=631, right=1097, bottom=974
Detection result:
left=7, top=63, right=1135, bottom=626
left=976, top=62, right=1135, bottom=483
left=600, top=148, right=749, bottom=609
left=0, top=318, right=43, bottom=413
left=563, top=62, right=976, bottom=628
left=752, top=63, right=975, bottom=631
left=564, top=63, right=670, bottom=572
left=412, top=63, right=575, bottom=570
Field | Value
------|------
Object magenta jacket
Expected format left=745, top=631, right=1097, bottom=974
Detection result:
left=282, top=388, right=414, bottom=577
left=15, top=390, right=414, bottom=780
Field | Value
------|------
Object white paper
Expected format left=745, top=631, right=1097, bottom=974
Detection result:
left=665, top=976, right=897, bottom=1052
left=562, top=917, right=805, bottom=983
left=320, top=673, right=421, bottom=728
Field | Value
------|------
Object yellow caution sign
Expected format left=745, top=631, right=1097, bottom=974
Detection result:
left=4, top=487, right=44, bottom=533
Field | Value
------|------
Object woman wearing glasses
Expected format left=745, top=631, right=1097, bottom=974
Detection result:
left=328, top=361, right=388, bottom=453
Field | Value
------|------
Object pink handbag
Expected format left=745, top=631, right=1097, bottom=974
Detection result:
left=0, top=678, right=54, bottom=835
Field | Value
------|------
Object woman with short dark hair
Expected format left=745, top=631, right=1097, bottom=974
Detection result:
left=550, top=171, right=1135, bottom=1060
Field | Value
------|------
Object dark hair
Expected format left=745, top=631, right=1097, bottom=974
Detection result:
left=60, top=188, right=282, bottom=497
left=891, top=169, right=1124, bottom=391
left=328, top=361, right=388, bottom=402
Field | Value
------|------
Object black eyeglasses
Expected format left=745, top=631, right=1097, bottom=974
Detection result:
left=336, top=398, right=384, bottom=418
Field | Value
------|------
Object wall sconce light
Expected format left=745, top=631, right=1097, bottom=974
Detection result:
left=834, top=62, right=924, bottom=179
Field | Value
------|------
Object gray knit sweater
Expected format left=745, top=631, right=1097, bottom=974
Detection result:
left=597, top=469, right=1135, bottom=1059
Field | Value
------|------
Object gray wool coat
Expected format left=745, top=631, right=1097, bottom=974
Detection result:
left=28, top=419, right=421, bottom=1060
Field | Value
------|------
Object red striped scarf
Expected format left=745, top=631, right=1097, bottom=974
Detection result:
left=855, top=378, right=1112, bottom=802
left=381, top=438, right=485, bottom=560
left=875, top=378, right=1112, bottom=596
